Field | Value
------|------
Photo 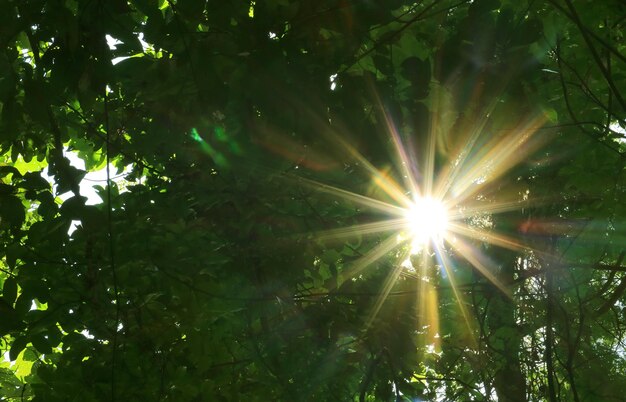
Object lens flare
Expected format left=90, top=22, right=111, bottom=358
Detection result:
left=275, top=73, right=553, bottom=352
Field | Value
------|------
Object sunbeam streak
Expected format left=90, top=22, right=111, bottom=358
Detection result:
left=446, top=236, right=512, bottom=298
left=343, top=235, right=406, bottom=280
left=365, top=249, right=411, bottom=329
left=316, top=219, right=408, bottom=241
left=292, top=174, right=407, bottom=215
left=447, top=222, right=530, bottom=254
left=436, top=246, right=477, bottom=348
left=448, top=199, right=532, bottom=220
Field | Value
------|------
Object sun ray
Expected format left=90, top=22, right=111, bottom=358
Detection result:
left=447, top=117, right=546, bottom=205
left=372, top=93, right=421, bottom=199
left=387, top=120, right=421, bottom=197
left=424, top=95, right=439, bottom=197
left=365, top=248, right=411, bottom=329
left=414, top=250, right=440, bottom=350
left=371, top=170, right=414, bottom=209
left=290, top=174, right=407, bottom=216
left=449, top=134, right=528, bottom=202
left=432, top=133, right=478, bottom=201
left=432, top=100, right=499, bottom=200
left=447, top=222, right=530, bottom=254
left=343, top=234, right=406, bottom=280
left=448, top=199, right=532, bottom=220
left=330, top=132, right=414, bottom=208
left=446, top=236, right=512, bottom=298
left=436, top=246, right=477, bottom=348
left=316, top=219, right=408, bottom=241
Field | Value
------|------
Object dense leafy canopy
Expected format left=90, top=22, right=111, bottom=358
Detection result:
left=1, top=0, right=625, bottom=401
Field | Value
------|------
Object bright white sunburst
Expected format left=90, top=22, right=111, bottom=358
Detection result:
left=405, top=197, right=449, bottom=250
left=289, top=92, right=548, bottom=341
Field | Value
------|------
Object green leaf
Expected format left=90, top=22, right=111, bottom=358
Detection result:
left=2, top=277, right=17, bottom=305
left=0, top=195, right=25, bottom=227
left=9, top=336, right=28, bottom=362
left=59, top=195, right=87, bottom=220
left=0, top=165, right=21, bottom=178
left=14, top=292, right=34, bottom=317
left=31, top=334, right=52, bottom=355
left=21, top=172, right=50, bottom=191
left=0, top=298, right=23, bottom=336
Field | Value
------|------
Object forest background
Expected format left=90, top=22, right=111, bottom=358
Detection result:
left=0, top=0, right=625, bottom=401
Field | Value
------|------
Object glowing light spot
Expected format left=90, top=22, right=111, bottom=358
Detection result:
left=190, top=128, right=229, bottom=167
left=405, top=197, right=449, bottom=250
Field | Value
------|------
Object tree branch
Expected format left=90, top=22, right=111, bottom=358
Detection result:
left=596, top=251, right=626, bottom=315
left=560, top=0, right=626, bottom=111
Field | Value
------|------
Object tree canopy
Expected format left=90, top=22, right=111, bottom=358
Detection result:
left=0, top=0, right=625, bottom=401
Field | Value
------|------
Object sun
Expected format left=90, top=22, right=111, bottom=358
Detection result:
left=404, top=197, right=449, bottom=250
left=405, top=197, right=448, bottom=253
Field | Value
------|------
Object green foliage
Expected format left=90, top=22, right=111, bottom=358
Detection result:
left=0, top=0, right=625, bottom=401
